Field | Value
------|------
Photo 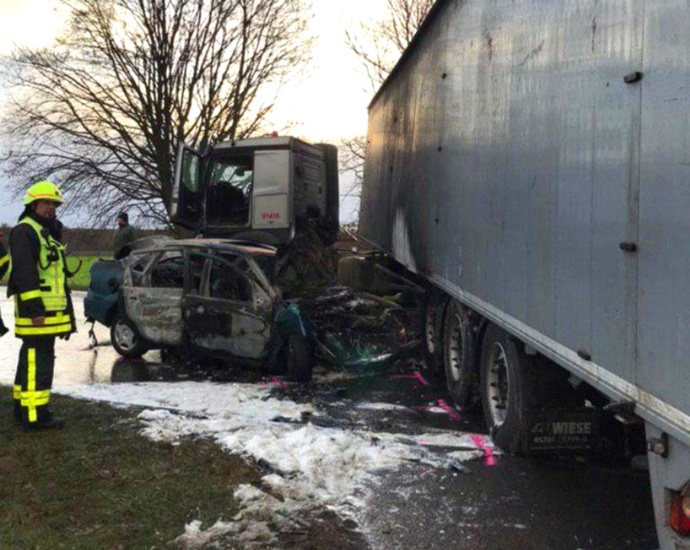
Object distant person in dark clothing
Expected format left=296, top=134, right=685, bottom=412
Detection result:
left=114, top=211, right=136, bottom=259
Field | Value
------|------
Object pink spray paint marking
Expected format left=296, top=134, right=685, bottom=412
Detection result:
left=413, top=371, right=429, bottom=386
left=471, top=435, right=497, bottom=466
left=270, top=377, right=289, bottom=390
left=437, top=399, right=461, bottom=421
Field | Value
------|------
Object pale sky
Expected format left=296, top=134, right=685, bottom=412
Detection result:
left=0, top=0, right=384, bottom=141
left=0, top=0, right=385, bottom=224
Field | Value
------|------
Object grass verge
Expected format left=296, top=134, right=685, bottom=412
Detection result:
left=66, top=255, right=105, bottom=290
left=0, top=386, right=260, bottom=549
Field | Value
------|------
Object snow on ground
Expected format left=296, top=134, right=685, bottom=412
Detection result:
left=60, top=379, right=495, bottom=546
left=0, top=292, right=496, bottom=547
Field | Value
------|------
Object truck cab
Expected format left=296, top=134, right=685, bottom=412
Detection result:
left=169, top=136, right=339, bottom=246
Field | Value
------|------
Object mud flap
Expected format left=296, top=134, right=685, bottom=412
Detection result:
left=524, top=408, right=600, bottom=454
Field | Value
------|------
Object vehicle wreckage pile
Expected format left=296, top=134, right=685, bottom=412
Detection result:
left=85, top=228, right=421, bottom=378
left=276, top=227, right=421, bottom=370
left=300, top=287, right=420, bottom=369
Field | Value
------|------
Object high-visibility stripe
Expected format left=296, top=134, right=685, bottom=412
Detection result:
left=20, top=390, right=50, bottom=408
left=34, top=393, right=50, bottom=407
left=0, top=255, right=8, bottom=267
left=15, top=313, right=72, bottom=336
left=43, top=296, right=68, bottom=310
left=20, top=349, right=52, bottom=423
left=27, top=348, right=37, bottom=423
left=20, top=390, right=50, bottom=400
left=15, top=314, right=71, bottom=326
left=15, top=323, right=72, bottom=336
left=13, top=385, right=21, bottom=400
left=19, top=290, right=42, bottom=301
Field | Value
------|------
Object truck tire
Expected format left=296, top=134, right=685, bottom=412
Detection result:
left=111, top=314, right=148, bottom=358
left=421, top=292, right=447, bottom=378
left=442, top=300, right=477, bottom=408
left=480, top=323, right=536, bottom=454
left=285, top=334, right=313, bottom=383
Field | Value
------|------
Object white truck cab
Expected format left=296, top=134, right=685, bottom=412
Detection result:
left=170, top=136, right=339, bottom=246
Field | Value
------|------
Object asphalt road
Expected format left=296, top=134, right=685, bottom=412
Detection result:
left=362, top=454, right=655, bottom=550
left=306, top=363, right=658, bottom=550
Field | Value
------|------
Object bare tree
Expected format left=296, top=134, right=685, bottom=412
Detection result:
left=0, top=0, right=313, bottom=226
left=346, top=0, right=434, bottom=94
left=341, top=0, right=434, bottom=221
left=338, top=135, right=367, bottom=223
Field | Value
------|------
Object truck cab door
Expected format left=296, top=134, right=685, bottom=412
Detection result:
left=170, top=142, right=204, bottom=231
left=251, top=150, right=291, bottom=233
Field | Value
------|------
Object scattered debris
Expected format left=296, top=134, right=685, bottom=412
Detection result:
left=300, top=287, right=421, bottom=370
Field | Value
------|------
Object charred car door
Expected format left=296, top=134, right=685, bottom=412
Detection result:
left=181, top=251, right=274, bottom=359
left=122, top=248, right=185, bottom=346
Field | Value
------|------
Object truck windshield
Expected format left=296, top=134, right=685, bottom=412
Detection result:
left=206, top=156, right=253, bottom=226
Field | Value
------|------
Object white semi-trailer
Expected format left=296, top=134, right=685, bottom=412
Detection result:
left=359, top=1, right=690, bottom=547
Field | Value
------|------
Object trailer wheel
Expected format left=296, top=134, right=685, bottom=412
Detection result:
left=110, top=314, right=148, bottom=358
left=421, top=292, right=447, bottom=377
left=480, top=323, right=536, bottom=454
left=442, top=300, right=477, bottom=408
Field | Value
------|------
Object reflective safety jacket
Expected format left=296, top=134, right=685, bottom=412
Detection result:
left=8, top=216, right=74, bottom=337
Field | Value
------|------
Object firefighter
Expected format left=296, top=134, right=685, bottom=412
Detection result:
left=0, top=231, right=9, bottom=337
left=8, top=180, right=76, bottom=431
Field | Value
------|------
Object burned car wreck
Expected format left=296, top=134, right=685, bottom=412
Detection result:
left=84, top=238, right=313, bottom=382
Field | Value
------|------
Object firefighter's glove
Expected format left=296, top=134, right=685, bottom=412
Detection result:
left=59, top=332, right=72, bottom=341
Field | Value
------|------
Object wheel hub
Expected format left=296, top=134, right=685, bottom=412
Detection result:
left=447, top=313, right=464, bottom=383
left=486, top=342, right=510, bottom=426
left=425, top=304, right=437, bottom=354
left=114, top=321, right=136, bottom=351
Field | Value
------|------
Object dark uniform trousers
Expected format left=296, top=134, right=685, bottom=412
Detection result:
left=13, top=336, right=56, bottom=424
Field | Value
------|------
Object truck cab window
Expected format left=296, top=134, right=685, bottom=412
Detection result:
left=181, top=149, right=200, bottom=193
left=206, top=157, right=253, bottom=227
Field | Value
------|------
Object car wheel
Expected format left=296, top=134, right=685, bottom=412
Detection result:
left=285, top=334, right=313, bottom=383
left=110, top=314, right=148, bottom=358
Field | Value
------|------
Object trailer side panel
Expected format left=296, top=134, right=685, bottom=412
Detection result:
left=361, top=0, right=690, bottom=441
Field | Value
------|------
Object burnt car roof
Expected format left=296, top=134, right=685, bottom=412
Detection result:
left=143, top=238, right=277, bottom=257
